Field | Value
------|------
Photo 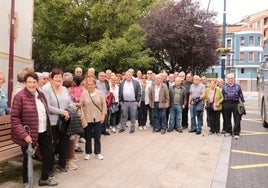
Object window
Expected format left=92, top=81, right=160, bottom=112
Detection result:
left=258, top=52, right=261, bottom=62
left=240, top=52, right=244, bottom=61
left=240, top=37, right=245, bottom=46
left=256, top=21, right=261, bottom=29
left=249, top=52, right=254, bottom=62
left=241, top=68, right=244, bottom=74
left=257, top=36, right=261, bottom=46
left=227, top=39, right=231, bottom=48
left=249, top=36, right=254, bottom=46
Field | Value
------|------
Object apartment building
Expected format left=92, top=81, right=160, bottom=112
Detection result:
left=208, top=9, right=268, bottom=91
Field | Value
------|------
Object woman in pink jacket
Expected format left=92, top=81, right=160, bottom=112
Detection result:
left=11, top=72, right=57, bottom=187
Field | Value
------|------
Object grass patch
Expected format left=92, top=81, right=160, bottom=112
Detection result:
left=0, top=158, right=42, bottom=184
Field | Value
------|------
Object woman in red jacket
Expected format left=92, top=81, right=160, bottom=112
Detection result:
left=11, top=72, right=58, bottom=187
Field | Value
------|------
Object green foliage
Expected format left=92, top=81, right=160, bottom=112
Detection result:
left=33, top=0, right=157, bottom=73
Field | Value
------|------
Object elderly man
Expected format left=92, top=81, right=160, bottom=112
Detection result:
left=149, top=74, right=170, bottom=134
left=118, top=71, right=141, bottom=133
left=222, top=74, right=245, bottom=139
left=74, top=67, right=83, bottom=77
left=181, top=73, right=193, bottom=129
left=188, top=75, right=205, bottom=135
left=168, top=77, right=187, bottom=133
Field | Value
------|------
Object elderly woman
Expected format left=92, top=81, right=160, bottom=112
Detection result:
left=204, top=79, right=224, bottom=135
left=0, top=71, right=8, bottom=116
left=80, top=77, right=106, bottom=160
left=42, top=68, right=71, bottom=174
left=11, top=72, right=57, bottom=186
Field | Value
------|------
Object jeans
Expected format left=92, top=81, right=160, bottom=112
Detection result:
left=152, top=102, right=167, bottom=130
left=169, top=104, right=182, bottom=130
left=190, top=104, right=203, bottom=132
left=120, top=101, right=137, bottom=130
left=208, top=110, right=220, bottom=133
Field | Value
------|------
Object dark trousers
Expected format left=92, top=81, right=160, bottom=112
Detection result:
left=223, top=101, right=241, bottom=135
left=138, top=101, right=148, bottom=126
left=21, top=132, right=54, bottom=183
left=51, top=126, right=69, bottom=168
left=101, top=114, right=109, bottom=132
left=84, top=122, right=101, bottom=154
left=182, top=106, right=189, bottom=128
left=208, top=110, right=220, bottom=133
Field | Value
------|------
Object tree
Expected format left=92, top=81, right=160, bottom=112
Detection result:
left=33, top=0, right=157, bottom=73
left=140, top=0, right=219, bottom=75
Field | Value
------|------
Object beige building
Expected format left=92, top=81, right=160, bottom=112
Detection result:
left=0, top=0, right=34, bottom=94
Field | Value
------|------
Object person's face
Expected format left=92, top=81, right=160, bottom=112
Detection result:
left=210, top=81, right=216, bottom=89
left=227, top=76, right=234, bottom=85
left=186, top=74, right=192, bottom=82
left=155, top=76, right=161, bottom=85
left=125, top=72, right=132, bottom=81
left=87, top=80, right=96, bottom=90
left=25, top=76, right=38, bottom=95
left=175, top=78, right=182, bottom=86
left=67, top=86, right=74, bottom=95
left=178, top=74, right=185, bottom=81
left=201, top=78, right=207, bottom=85
left=193, top=77, right=199, bottom=85
left=111, top=77, right=117, bottom=85
left=98, top=73, right=106, bottom=81
left=51, top=74, right=63, bottom=87
left=217, top=80, right=224, bottom=88
left=137, top=71, right=142, bottom=78
left=0, top=74, right=4, bottom=87
left=169, top=75, right=175, bottom=82
left=141, top=76, right=147, bottom=84
left=75, top=69, right=82, bottom=76
left=106, top=71, right=112, bottom=79
left=38, top=77, right=45, bottom=87
left=147, top=71, right=153, bottom=79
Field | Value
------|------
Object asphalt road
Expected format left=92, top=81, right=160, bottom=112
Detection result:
left=226, top=99, right=268, bottom=188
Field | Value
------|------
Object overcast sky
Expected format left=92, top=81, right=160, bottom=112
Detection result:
left=196, top=0, right=268, bottom=24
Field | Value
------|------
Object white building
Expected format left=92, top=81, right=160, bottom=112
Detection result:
left=0, top=0, right=34, bottom=94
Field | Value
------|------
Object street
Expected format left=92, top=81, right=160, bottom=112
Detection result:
left=226, top=99, right=268, bottom=188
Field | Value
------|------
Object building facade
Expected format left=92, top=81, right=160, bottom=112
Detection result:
left=0, top=0, right=34, bottom=94
left=207, top=9, right=268, bottom=91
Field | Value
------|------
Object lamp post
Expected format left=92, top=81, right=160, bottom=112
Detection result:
left=8, top=0, right=15, bottom=107
left=221, top=0, right=227, bottom=79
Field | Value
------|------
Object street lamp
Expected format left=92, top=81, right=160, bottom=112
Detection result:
left=221, top=0, right=227, bottom=79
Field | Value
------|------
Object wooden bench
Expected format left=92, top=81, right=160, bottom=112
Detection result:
left=0, top=115, right=21, bottom=162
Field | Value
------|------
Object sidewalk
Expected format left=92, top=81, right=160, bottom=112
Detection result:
left=3, top=125, right=227, bottom=188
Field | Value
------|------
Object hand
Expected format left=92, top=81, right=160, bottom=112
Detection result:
left=100, top=114, right=105, bottom=123
left=24, top=135, right=32, bottom=144
left=62, top=110, right=70, bottom=120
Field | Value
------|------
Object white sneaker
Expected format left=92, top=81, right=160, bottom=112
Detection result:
left=224, top=133, right=231, bottom=137
left=143, top=126, right=147, bottom=130
left=234, top=135, right=240, bottom=140
left=84, top=154, right=90, bottom=160
left=112, top=127, right=116, bottom=133
left=96, top=154, right=104, bottom=160
left=138, top=126, right=143, bottom=131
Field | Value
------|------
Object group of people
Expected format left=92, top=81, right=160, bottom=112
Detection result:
left=0, top=66, right=245, bottom=187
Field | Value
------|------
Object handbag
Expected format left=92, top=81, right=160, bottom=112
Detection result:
left=77, top=106, right=88, bottom=128
left=57, top=115, right=68, bottom=135
left=52, top=86, right=68, bottom=135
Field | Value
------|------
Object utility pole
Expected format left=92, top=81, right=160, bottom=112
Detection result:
left=221, top=0, right=227, bottom=79
left=8, top=0, right=15, bottom=107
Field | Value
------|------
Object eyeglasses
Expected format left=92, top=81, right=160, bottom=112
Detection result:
left=142, top=78, right=147, bottom=80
